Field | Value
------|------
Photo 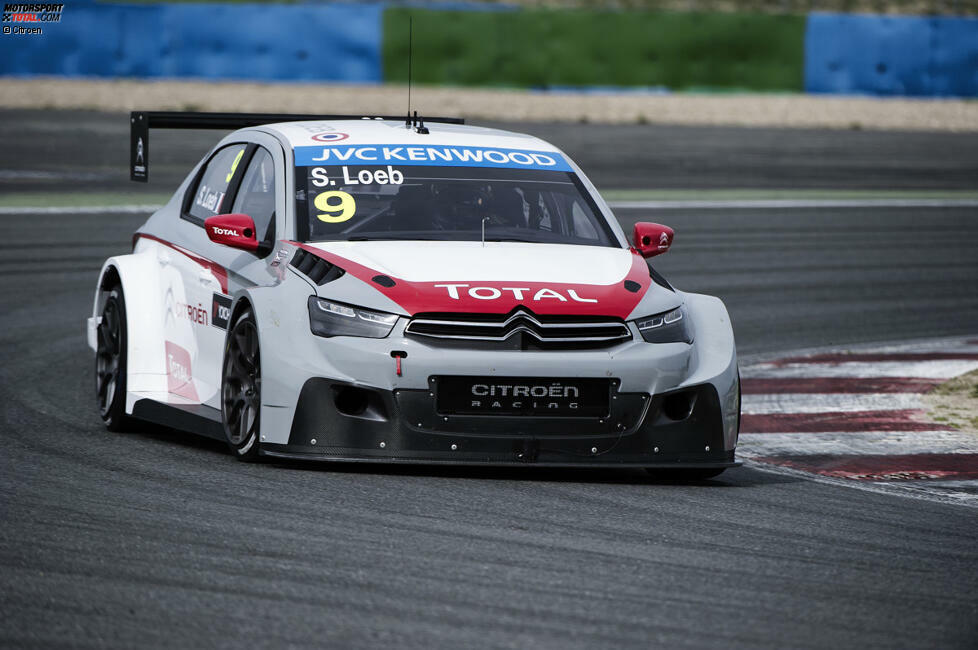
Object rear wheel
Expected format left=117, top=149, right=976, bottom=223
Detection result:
left=221, top=308, right=262, bottom=461
left=95, top=285, right=135, bottom=431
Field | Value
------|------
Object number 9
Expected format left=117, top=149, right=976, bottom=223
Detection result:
left=314, top=191, right=356, bottom=223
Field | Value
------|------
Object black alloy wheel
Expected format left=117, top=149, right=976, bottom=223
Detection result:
left=222, top=309, right=262, bottom=461
left=95, top=285, right=134, bottom=431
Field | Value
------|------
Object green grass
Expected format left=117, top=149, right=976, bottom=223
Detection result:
left=384, top=8, right=805, bottom=91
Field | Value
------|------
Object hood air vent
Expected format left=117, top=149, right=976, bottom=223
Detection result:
left=290, top=249, right=345, bottom=285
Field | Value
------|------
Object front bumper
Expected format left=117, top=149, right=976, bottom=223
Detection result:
left=261, top=379, right=738, bottom=468
left=251, top=289, right=739, bottom=466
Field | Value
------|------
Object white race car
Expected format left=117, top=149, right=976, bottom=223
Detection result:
left=89, top=112, right=740, bottom=477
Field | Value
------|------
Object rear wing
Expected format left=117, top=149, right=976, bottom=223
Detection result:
left=130, top=111, right=465, bottom=182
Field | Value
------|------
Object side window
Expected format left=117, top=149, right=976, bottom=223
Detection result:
left=231, top=148, right=276, bottom=244
left=187, top=144, right=248, bottom=222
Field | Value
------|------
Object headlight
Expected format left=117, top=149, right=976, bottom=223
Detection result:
left=308, top=297, right=398, bottom=338
left=634, top=306, right=693, bottom=344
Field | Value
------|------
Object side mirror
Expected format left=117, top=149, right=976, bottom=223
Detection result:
left=205, top=213, right=259, bottom=253
left=632, top=222, right=674, bottom=259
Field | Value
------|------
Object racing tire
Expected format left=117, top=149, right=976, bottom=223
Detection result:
left=735, top=367, right=742, bottom=445
left=221, top=308, right=262, bottom=462
left=95, top=285, right=136, bottom=431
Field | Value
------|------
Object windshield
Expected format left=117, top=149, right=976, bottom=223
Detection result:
left=293, top=146, right=615, bottom=246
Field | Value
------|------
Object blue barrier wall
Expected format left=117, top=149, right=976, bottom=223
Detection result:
left=2, top=5, right=976, bottom=96
left=805, top=13, right=978, bottom=97
left=0, top=2, right=383, bottom=82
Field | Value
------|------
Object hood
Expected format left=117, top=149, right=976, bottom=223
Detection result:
left=308, top=241, right=631, bottom=284
left=298, top=240, right=668, bottom=319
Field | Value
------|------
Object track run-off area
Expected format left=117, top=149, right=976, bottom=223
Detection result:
left=1, top=110, right=977, bottom=648
left=738, top=337, right=978, bottom=505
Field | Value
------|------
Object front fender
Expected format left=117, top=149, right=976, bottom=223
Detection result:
left=681, top=291, right=739, bottom=449
left=232, top=270, right=316, bottom=444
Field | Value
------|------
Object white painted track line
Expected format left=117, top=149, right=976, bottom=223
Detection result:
left=7, top=197, right=978, bottom=215
left=0, top=205, right=163, bottom=215
left=744, top=359, right=978, bottom=379
left=739, top=431, right=977, bottom=457
left=742, top=392, right=924, bottom=414
left=866, top=339, right=978, bottom=355
left=743, top=459, right=978, bottom=507
left=608, top=198, right=978, bottom=210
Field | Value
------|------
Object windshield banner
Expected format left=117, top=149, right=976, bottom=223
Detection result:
left=294, top=144, right=572, bottom=171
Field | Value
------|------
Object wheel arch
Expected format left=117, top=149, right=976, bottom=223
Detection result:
left=90, top=254, right=168, bottom=413
left=231, top=274, right=318, bottom=445
left=229, top=294, right=254, bottom=326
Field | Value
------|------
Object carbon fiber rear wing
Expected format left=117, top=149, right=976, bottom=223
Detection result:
left=130, top=111, right=465, bottom=182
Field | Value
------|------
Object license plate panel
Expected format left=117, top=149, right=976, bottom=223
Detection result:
left=434, top=376, right=611, bottom=417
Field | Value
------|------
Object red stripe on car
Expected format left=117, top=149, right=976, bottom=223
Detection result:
left=135, top=233, right=229, bottom=293
left=289, top=242, right=651, bottom=319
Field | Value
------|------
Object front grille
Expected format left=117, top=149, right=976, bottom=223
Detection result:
left=405, top=308, right=631, bottom=348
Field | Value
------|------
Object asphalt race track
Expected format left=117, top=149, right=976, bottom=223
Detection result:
left=4, top=109, right=978, bottom=192
left=1, top=110, right=977, bottom=648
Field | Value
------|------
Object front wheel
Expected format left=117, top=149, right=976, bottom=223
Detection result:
left=221, top=308, right=262, bottom=461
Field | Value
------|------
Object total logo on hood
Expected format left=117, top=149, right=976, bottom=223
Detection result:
left=434, top=284, right=598, bottom=303
left=293, top=241, right=653, bottom=319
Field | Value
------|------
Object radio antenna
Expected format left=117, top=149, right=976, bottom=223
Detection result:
left=405, top=16, right=413, bottom=128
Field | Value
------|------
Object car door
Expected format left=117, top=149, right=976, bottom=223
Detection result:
left=195, top=142, right=281, bottom=408
left=171, top=141, right=250, bottom=407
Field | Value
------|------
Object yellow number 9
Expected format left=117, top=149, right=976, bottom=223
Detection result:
left=225, top=149, right=244, bottom=183
left=314, top=191, right=356, bottom=223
